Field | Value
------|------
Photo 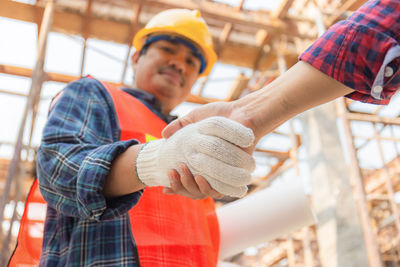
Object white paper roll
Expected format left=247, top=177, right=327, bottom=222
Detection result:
left=217, top=177, right=316, bottom=259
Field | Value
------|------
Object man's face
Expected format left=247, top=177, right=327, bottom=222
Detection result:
left=132, top=39, right=202, bottom=114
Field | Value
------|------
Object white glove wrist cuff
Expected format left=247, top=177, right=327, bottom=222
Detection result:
left=135, top=139, right=166, bottom=187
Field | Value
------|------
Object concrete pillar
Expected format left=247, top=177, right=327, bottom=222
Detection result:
left=302, top=102, right=369, bottom=267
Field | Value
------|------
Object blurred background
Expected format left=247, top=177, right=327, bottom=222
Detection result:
left=1, top=0, right=400, bottom=266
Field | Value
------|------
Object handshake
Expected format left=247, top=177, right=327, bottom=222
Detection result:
left=135, top=117, right=256, bottom=198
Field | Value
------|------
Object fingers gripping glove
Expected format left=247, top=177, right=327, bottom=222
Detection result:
left=135, top=117, right=256, bottom=198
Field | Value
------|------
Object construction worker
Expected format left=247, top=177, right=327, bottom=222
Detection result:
left=163, top=0, right=399, bottom=147
left=9, top=9, right=256, bottom=267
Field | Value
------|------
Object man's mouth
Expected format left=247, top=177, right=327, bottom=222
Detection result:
left=159, top=68, right=184, bottom=87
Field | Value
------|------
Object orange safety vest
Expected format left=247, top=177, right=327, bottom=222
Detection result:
left=9, top=80, right=220, bottom=267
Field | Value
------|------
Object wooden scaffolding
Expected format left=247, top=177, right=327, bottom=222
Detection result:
left=1, top=0, right=399, bottom=266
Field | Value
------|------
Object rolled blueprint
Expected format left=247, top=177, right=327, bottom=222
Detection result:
left=217, top=177, right=316, bottom=259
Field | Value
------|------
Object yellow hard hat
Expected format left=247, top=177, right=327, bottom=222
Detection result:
left=133, top=9, right=217, bottom=76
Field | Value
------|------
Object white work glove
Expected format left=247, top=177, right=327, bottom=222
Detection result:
left=135, top=117, right=256, bottom=197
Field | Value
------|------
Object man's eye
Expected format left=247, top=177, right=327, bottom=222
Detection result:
left=161, top=47, right=174, bottom=53
left=186, top=58, right=195, bottom=66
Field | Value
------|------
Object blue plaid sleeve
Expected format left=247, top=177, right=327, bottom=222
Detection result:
left=300, top=0, right=400, bottom=104
left=37, top=78, right=141, bottom=221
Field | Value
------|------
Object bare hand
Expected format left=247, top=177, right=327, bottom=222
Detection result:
left=162, top=101, right=258, bottom=153
left=163, top=163, right=224, bottom=200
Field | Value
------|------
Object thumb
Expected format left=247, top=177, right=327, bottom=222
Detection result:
left=162, top=115, right=194, bottom=138
left=163, top=102, right=234, bottom=138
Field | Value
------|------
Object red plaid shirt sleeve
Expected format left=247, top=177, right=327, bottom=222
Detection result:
left=299, top=0, right=400, bottom=105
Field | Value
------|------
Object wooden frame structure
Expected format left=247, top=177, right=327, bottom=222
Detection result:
left=1, top=0, right=400, bottom=266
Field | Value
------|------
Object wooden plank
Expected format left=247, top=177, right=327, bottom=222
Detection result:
left=364, top=156, right=400, bottom=194
left=140, top=0, right=286, bottom=31
left=225, top=73, right=249, bottom=101
left=216, top=22, right=233, bottom=55
left=80, top=0, right=93, bottom=76
left=0, top=1, right=313, bottom=69
left=0, top=0, right=55, bottom=258
left=260, top=159, right=286, bottom=181
left=0, top=89, right=27, bottom=97
left=0, top=1, right=131, bottom=43
left=337, top=98, right=384, bottom=266
left=347, top=113, right=400, bottom=126
left=0, top=64, right=222, bottom=104
left=262, top=239, right=302, bottom=265
left=325, top=0, right=367, bottom=26
left=272, top=0, right=295, bottom=19
left=0, top=0, right=303, bottom=37
left=255, top=148, right=290, bottom=160
left=120, top=1, right=143, bottom=83
left=237, top=0, right=246, bottom=10
left=354, top=135, right=400, bottom=143
left=0, top=64, right=78, bottom=83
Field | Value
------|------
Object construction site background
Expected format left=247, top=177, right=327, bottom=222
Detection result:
left=1, top=0, right=400, bottom=266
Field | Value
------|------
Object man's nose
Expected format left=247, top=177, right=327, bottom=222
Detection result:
left=168, top=53, right=186, bottom=73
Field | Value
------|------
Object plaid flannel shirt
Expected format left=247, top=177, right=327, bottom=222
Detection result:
left=36, top=78, right=172, bottom=266
left=300, top=0, right=400, bottom=104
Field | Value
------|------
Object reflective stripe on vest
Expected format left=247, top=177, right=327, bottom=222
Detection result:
left=9, top=79, right=220, bottom=267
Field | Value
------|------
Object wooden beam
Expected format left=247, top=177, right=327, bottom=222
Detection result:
left=216, top=23, right=233, bottom=55
left=365, top=166, right=400, bottom=194
left=325, top=0, right=367, bottom=26
left=35, top=0, right=43, bottom=37
left=0, top=64, right=77, bottom=83
left=354, top=135, right=400, bottom=143
left=262, top=239, right=302, bottom=265
left=0, top=0, right=295, bottom=37
left=0, top=89, right=27, bottom=97
left=286, top=238, right=296, bottom=267
left=302, top=227, right=315, bottom=267
left=0, top=1, right=315, bottom=70
left=367, top=194, right=390, bottom=201
left=0, top=88, right=50, bottom=100
left=80, top=0, right=93, bottom=76
left=0, top=0, right=55, bottom=258
left=0, top=65, right=32, bottom=78
left=347, top=112, right=400, bottom=126
left=272, top=0, right=295, bottom=19
left=372, top=123, right=400, bottom=252
left=252, top=31, right=275, bottom=71
left=0, top=158, right=35, bottom=201
left=337, top=98, right=384, bottom=266
left=255, top=148, right=290, bottom=160
left=260, top=159, right=286, bottom=181
left=139, top=0, right=287, bottom=31
left=186, top=94, right=225, bottom=105
left=121, top=0, right=143, bottom=83
left=237, top=0, right=246, bottom=10
left=225, top=73, right=249, bottom=101
left=0, top=1, right=131, bottom=43
left=0, top=64, right=223, bottom=105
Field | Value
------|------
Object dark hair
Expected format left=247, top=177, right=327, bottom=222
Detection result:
left=138, top=44, right=149, bottom=57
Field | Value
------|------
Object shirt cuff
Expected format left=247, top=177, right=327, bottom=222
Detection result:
left=299, top=21, right=399, bottom=105
left=76, top=139, right=141, bottom=221
left=370, top=45, right=400, bottom=100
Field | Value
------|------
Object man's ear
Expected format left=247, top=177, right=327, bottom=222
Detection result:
left=131, top=50, right=141, bottom=71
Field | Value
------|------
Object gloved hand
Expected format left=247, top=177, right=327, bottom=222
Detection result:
left=135, top=117, right=256, bottom=197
